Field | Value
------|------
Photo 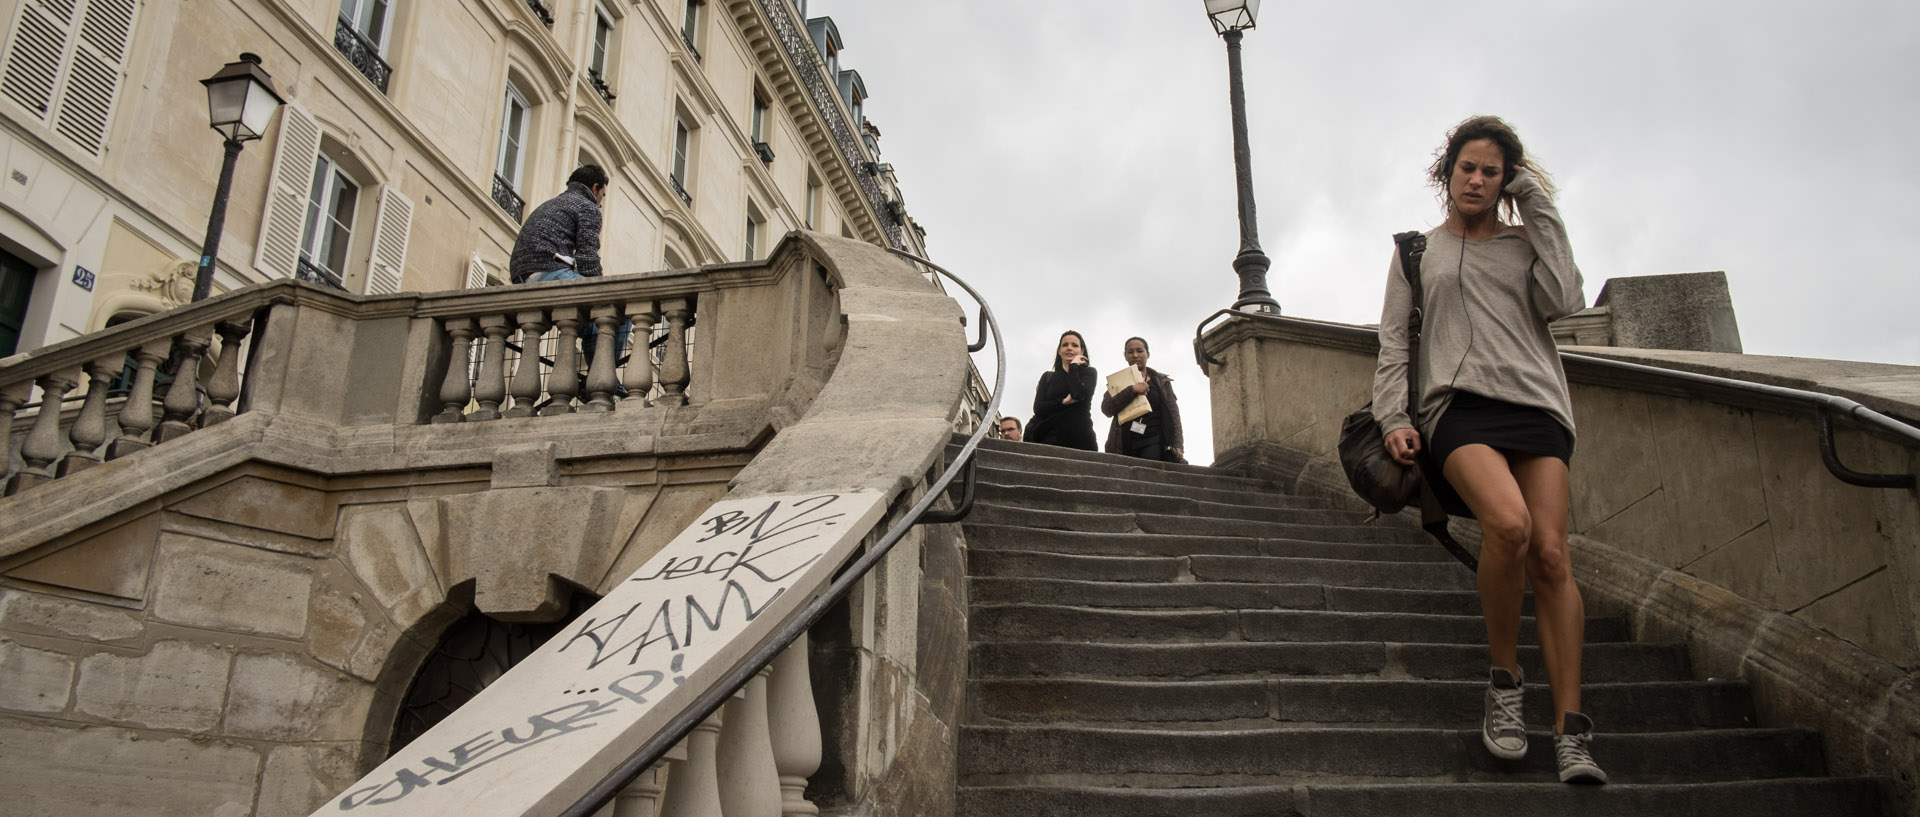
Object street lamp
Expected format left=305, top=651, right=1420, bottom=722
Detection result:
left=1203, top=0, right=1281, bottom=315
left=191, top=53, right=285, bottom=302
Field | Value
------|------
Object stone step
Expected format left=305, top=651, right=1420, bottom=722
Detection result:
left=959, top=438, right=1283, bottom=493
left=967, top=463, right=1310, bottom=508
left=962, top=524, right=1448, bottom=562
left=970, top=678, right=1755, bottom=732
left=955, top=779, right=1890, bottom=817
left=970, top=577, right=1522, bottom=616
left=970, top=551, right=1477, bottom=592
left=969, top=604, right=1631, bottom=646
left=967, top=495, right=1382, bottom=530
left=959, top=724, right=1828, bottom=785
left=970, top=482, right=1359, bottom=523
left=963, top=510, right=1436, bottom=548
left=969, top=641, right=1694, bottom=684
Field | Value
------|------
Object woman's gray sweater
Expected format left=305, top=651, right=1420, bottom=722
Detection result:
left=1371, top=169, right=1586, bottom=444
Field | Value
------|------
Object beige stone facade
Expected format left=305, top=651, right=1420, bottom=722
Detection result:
left=0, top=0, right=925, bottom=357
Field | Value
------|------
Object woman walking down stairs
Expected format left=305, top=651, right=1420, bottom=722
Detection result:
left=950, top=437, right=1890, bottom=817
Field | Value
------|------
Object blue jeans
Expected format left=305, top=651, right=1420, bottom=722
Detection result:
left=526, top=268, right=630, bottom=367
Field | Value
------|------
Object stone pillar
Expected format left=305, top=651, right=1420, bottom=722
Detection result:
left=717, top=667, right=782, bottom=817
left=584, top=304, right=623, bottom=412
left=433, top=318, right=477, bottom=423
left=505, top=310, right=548, bottom=418
left=0, top=379, right=31, bottom=477
left=201, top=319, right=253, bottom=426
left=155, top=325, right=213, bottom=443
left=7, top=370, right=78, bottom=494
left=472, top=315, right=513, bottom=421
left=657, top=712, right=724, bottom=817
left=108, top=339, right=171, bottom=460
left=658, top=299, right=691, bottom=407
left=768, top=634, right=823, bottom=817
left=623, top=301, right=657, bottom=407
left=57, top=356, right=121, bottom=476
left=544, top=307, right=583, bottom=415
left=611, top=764, right=668, bottom=817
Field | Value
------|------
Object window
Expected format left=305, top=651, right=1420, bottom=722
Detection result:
left=670, top=116, right=693, bottom=205
left=589, top=5, right=616, bottom=102
left=339, top=0, right=393, bottom=53
left=804, top=169, right=821, bottom=230
left=0, top=0, right=141, bottom=157
left=744, top=204, right=765, bottom=261
left=749, top=88, right=774, bottom=164
left=680, top=0, right=701, bottom=61
left=300, top=155, right=360, bottom=287
left=493, top=84, right=531, bottom=219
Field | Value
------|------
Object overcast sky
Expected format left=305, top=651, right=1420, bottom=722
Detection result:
left=811, top=0, right=1920, bottom=465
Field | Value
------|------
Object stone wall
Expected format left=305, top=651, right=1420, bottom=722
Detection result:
left=1200, top=314, right=1920, bottom=815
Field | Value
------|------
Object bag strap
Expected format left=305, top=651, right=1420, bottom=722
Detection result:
left=1391, top=231, right=1428, bottom=422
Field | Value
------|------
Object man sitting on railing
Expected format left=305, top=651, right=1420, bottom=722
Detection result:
left=510, top=165, right=626, bottom=374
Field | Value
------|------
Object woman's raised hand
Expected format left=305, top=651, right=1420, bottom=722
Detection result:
left=1384, top=427, right=1422, bottom=467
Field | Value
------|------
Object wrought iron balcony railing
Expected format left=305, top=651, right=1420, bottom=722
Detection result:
left=493, top=175, right=526, bottom=222
left=681, top=31, right=702, bottom=63
left=332, top=15, right=392, bottom=94
left=295, top=257, right=347, bottom=291
left=669, top=175, right=692, bottom=206
left=525, top=0, right=555, bottom=27
left=588, top=69, right=616, bottom=103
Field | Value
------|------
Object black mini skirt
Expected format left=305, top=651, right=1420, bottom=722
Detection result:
left=1429, top=391, right=1574, bottom=467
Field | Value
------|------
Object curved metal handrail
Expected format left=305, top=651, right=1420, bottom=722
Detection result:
left=1192, top=309, right=1920, bottom=490
left=560, top=248, right=1003, bottom=817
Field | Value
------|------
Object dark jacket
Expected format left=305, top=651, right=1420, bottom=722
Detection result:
left=510, top=182, right=604, bottom=282
left=1100, top=366, right=1185, bottom=462
left=1026, top=362, right=1098, bottom=451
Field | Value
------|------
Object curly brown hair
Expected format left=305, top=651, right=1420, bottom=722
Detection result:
left=1427, top=115, right=1556, bottom=222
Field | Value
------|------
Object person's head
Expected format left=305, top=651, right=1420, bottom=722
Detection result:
left=1427, top=115, right=1554, bottom=222
left=570, top=164, right=611, bottom=205
left=997, top=416, right=1022, bottom=441
left=1123, top=336, right=1150, bottom=369
left=1053, top=330, right=1088, bottom=371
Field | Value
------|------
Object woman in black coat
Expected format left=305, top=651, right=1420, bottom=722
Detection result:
left=1025, top=330, right=1098, bottom=451
left=1101, top=336, right=1185, bottom=463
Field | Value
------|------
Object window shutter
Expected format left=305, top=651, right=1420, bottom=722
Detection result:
left=51, top=0, right=136, bottom=155
left=366, top=187, right=412, bottom=294
left=252, top=101, right=322, bottom=279
left=0, top=0, right=76, bottom=119
left=465, top=253, right=488, bottom=289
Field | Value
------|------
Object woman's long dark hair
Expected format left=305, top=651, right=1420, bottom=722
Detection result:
left=1428, top=115, right=1556, bottom=222
left=1052, top=330, right=1089, bottom=372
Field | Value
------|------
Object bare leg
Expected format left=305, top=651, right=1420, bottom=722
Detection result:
left=1442, top=444, right=1532, bottom=678
left=1511, top=454, right=1584, bottom=733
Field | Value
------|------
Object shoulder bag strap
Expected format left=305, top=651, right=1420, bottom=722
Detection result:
left=1392, top=231, right=1428, bottom=423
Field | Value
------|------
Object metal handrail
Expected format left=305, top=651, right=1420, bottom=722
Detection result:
left=559, top=248, right=1003, bottom=817
left=1192, top=308, right=1920, bottom=490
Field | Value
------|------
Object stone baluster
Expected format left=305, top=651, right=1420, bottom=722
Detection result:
left=717, top=667, right=782, bottom=817
left=658, top=298, right=692, bottom=407
left=0, top=380, right=31, bottom=481
left=583, top=304, right=623, bottom=412
left=432, top=318, right=477, bottom=424
left=155, top=325, right=214, bottom=443
left=657, top=712, right=724, bottom=817
left=768, top=634, right=823, bottom=817
left=622, top=301, right=657, bottom=406
left=108, top=339, right=171, bottom=460
left=57, top=356, right=122, bottom=476
left=471, top=315, right=512, bottom=421
left=505, top=310, right=548, bottom=418
left=201, top=319, right=253, bottom=426
left=610, top=764, right=670, bottom=817
left=543, top=307, right=583, bottom=415
left=6, top=370, right=79, bottom=495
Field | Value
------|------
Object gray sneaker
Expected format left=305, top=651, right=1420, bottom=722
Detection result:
left=1481, top=666, right=1527, bottom=760
left=1555, top=711, right=1609, bottom=784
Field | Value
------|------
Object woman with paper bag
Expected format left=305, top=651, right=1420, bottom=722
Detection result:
left=1100, top=337, right=1185, bottom=463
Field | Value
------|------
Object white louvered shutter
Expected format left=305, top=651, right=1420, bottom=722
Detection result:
left=366, top=187, right=412, bottom=294
left=0, top=0, right=77, bottom=121
left=465, top=253, right=488, bottom=289
left=51, top=0, right=136, bottom=156
left=253, top=101, right=322, bottom=279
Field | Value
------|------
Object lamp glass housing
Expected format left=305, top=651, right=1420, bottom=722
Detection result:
left=1204, top=0, right=1260, bottom=34
left=201, top=55, right=285, bottom=142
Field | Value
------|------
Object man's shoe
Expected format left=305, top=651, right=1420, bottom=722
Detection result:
left=1555, top=711, right=1609, bottom=784
left=1481, top=666, right=1527, bottom=760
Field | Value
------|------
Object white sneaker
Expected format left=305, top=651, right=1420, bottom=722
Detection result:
left=1555, top=711, right=1609, bottom=784
left=1481, top=666, right=1527, bottom=760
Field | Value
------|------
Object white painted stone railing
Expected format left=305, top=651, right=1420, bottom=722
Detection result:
left=308, top=233, right=977, bottom=817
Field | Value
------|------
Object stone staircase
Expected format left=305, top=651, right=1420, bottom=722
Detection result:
left=951, top=438, right=1889, bottom=816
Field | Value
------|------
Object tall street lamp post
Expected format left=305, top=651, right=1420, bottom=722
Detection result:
left=192, top=53, right=285, bottom=302
left=1204, top=0, right=1281, bottom=315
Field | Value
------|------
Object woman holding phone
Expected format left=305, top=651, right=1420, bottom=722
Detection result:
left=1370, top=115, right=1605, bottom=784
left=1026, top=330, right=1098, bottom=451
